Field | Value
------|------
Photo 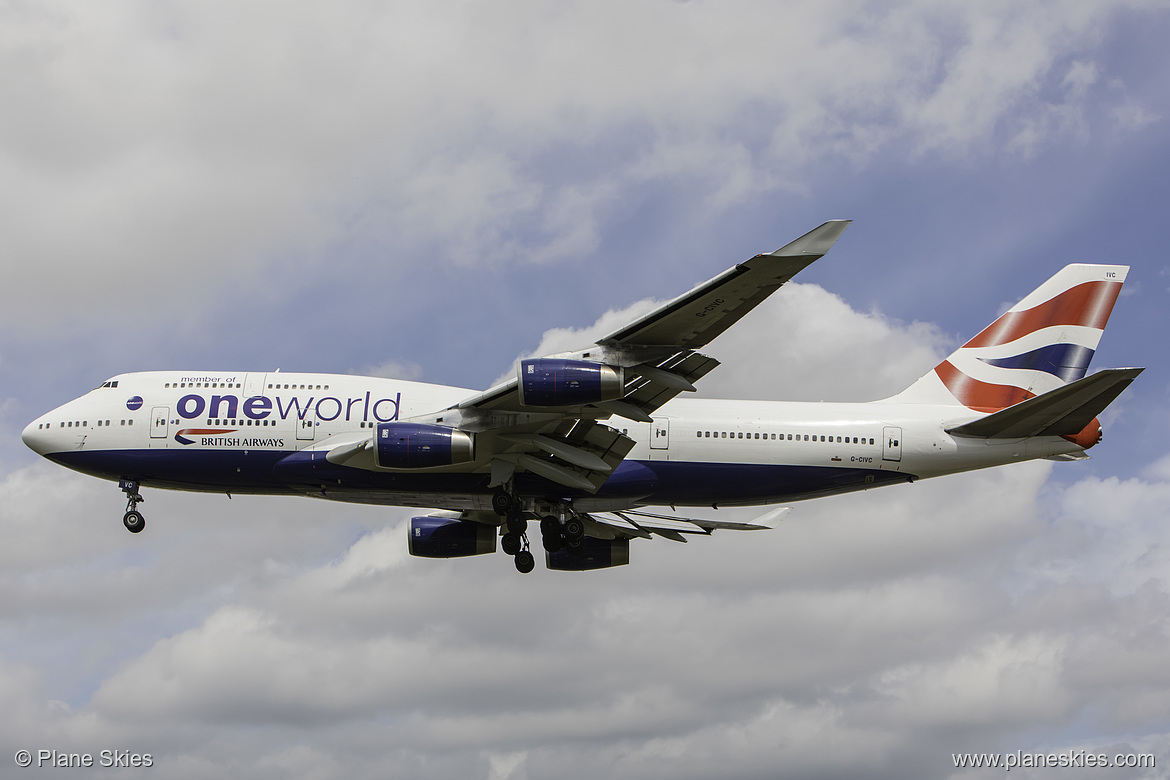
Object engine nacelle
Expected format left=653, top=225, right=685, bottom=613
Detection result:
left=375, top=423, right=474, bottom=469
left=547, top=537, right=630, bottom=571
left=518, top=359, right=624, bottom=407
left=408, top=516, right=496, bottom=558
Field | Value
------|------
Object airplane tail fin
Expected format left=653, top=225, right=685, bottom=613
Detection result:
left=887, top=264, right=1128, bottom=410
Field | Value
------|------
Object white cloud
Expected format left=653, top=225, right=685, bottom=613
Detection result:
left=0, top=0, right=1152, bottom=326
left=698, top=282, right=953, bottom=401
left=6, top=261, right=1168, bottom=778
left=358, top=359, right=424, bottom=381
left=4, top=3, right=1169, bottom=777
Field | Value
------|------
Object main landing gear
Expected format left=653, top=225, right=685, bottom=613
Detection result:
left=119, top=479, right=146, bottom=534
left=541, top=513, right=584, bottom=554
left=492, top=489, right=535, bottom=574
left=492, top=489, right=587, bottom=574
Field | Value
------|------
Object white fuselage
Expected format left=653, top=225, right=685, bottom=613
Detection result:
left=22, top=370, right=1087, bottom=511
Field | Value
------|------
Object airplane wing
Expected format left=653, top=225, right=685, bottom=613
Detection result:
left=367, top=221, right=849, bottom=494
left=598, top=219, right=852, bottom=348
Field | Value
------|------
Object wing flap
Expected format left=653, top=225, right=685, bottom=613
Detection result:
left=585, top=508, right=774, bottom=542
left=487, top=419, right=635, bottom=493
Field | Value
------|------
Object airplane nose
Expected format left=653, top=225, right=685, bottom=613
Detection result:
left=22, top=419, right=50, bottom=455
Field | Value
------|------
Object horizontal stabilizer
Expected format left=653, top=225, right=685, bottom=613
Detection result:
left=947, top=367, right=1144, bottom=439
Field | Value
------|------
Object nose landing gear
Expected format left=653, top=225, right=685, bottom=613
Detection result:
left=119, top=479, right=146, bottom=534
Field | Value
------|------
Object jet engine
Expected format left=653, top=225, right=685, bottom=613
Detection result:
left=375, top=423, right=474, bottom=469
left=408, top=516, right=496, bottom=558
left=547, top=537, right=630, bottom=571
left=518, top=359, right=624, bottom=407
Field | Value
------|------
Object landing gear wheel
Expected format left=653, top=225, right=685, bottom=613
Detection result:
left=123, top=510, right=146, bottom=534
left=491, top=491, right=513, bottom=515
left=564, top=535, right=584, bottom=556
left=540, top=515, right=563, bottom=553
left=514, top=550, right=535, bottom=574
left=501, top=532, right=521, bottom=556
left=505, top=511, right=526, bottom=535
left=540, top=515, right=560, bottom=537
left=563, top=516, right=585, bottom=543
left=119, top=480, right=146, bottom=534
left=542, top=531, right=563, bottom=553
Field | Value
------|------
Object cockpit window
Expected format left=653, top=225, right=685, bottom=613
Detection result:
left=98, top=380, right=120, bottom=389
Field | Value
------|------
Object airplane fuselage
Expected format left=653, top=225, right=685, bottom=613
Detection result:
left=23, top=370, right=1088, bottom=513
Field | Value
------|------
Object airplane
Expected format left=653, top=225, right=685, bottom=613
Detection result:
left=21, top=221, right=1143, bottom=574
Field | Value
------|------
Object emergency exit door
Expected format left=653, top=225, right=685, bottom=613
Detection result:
left=150, top=407, right=169, bottom=439
left=882, top=426, right=902, bottom=462
left=650, top=418, right=670, bottom=454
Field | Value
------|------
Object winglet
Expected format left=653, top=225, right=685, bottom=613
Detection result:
left=770, top=220, right=851, bottom=257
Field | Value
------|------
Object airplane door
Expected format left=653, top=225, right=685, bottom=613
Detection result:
left=650, top=418, right=670, bottom=459
left=296, top=414, right=316, bottom=441
left=151, top=407, right=169, bottom=439
left=244, top=373, right=267, bottom=398
left=882, top=426, right=902, bottom=462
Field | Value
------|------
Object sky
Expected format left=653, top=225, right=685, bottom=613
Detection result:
left=2, top=1, right=1170, bottom=778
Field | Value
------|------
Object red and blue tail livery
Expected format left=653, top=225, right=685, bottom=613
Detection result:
left=892, top=264, right=1127, bottom=411
left=22, top=223, right=1142, bottom=574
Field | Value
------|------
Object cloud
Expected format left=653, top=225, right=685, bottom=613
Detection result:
left=358, top=359, right=424, bottom=382
left=4, top=3, right=1169, bottom=778
left=1, top=0, right=1153, bottom=327
left=698, top=282, right=953, bottom=401
left=6, top=261, right=1168, bottom=778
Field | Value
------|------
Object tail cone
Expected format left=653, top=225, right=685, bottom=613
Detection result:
left=1063, top=417, right=1103, bottom=450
